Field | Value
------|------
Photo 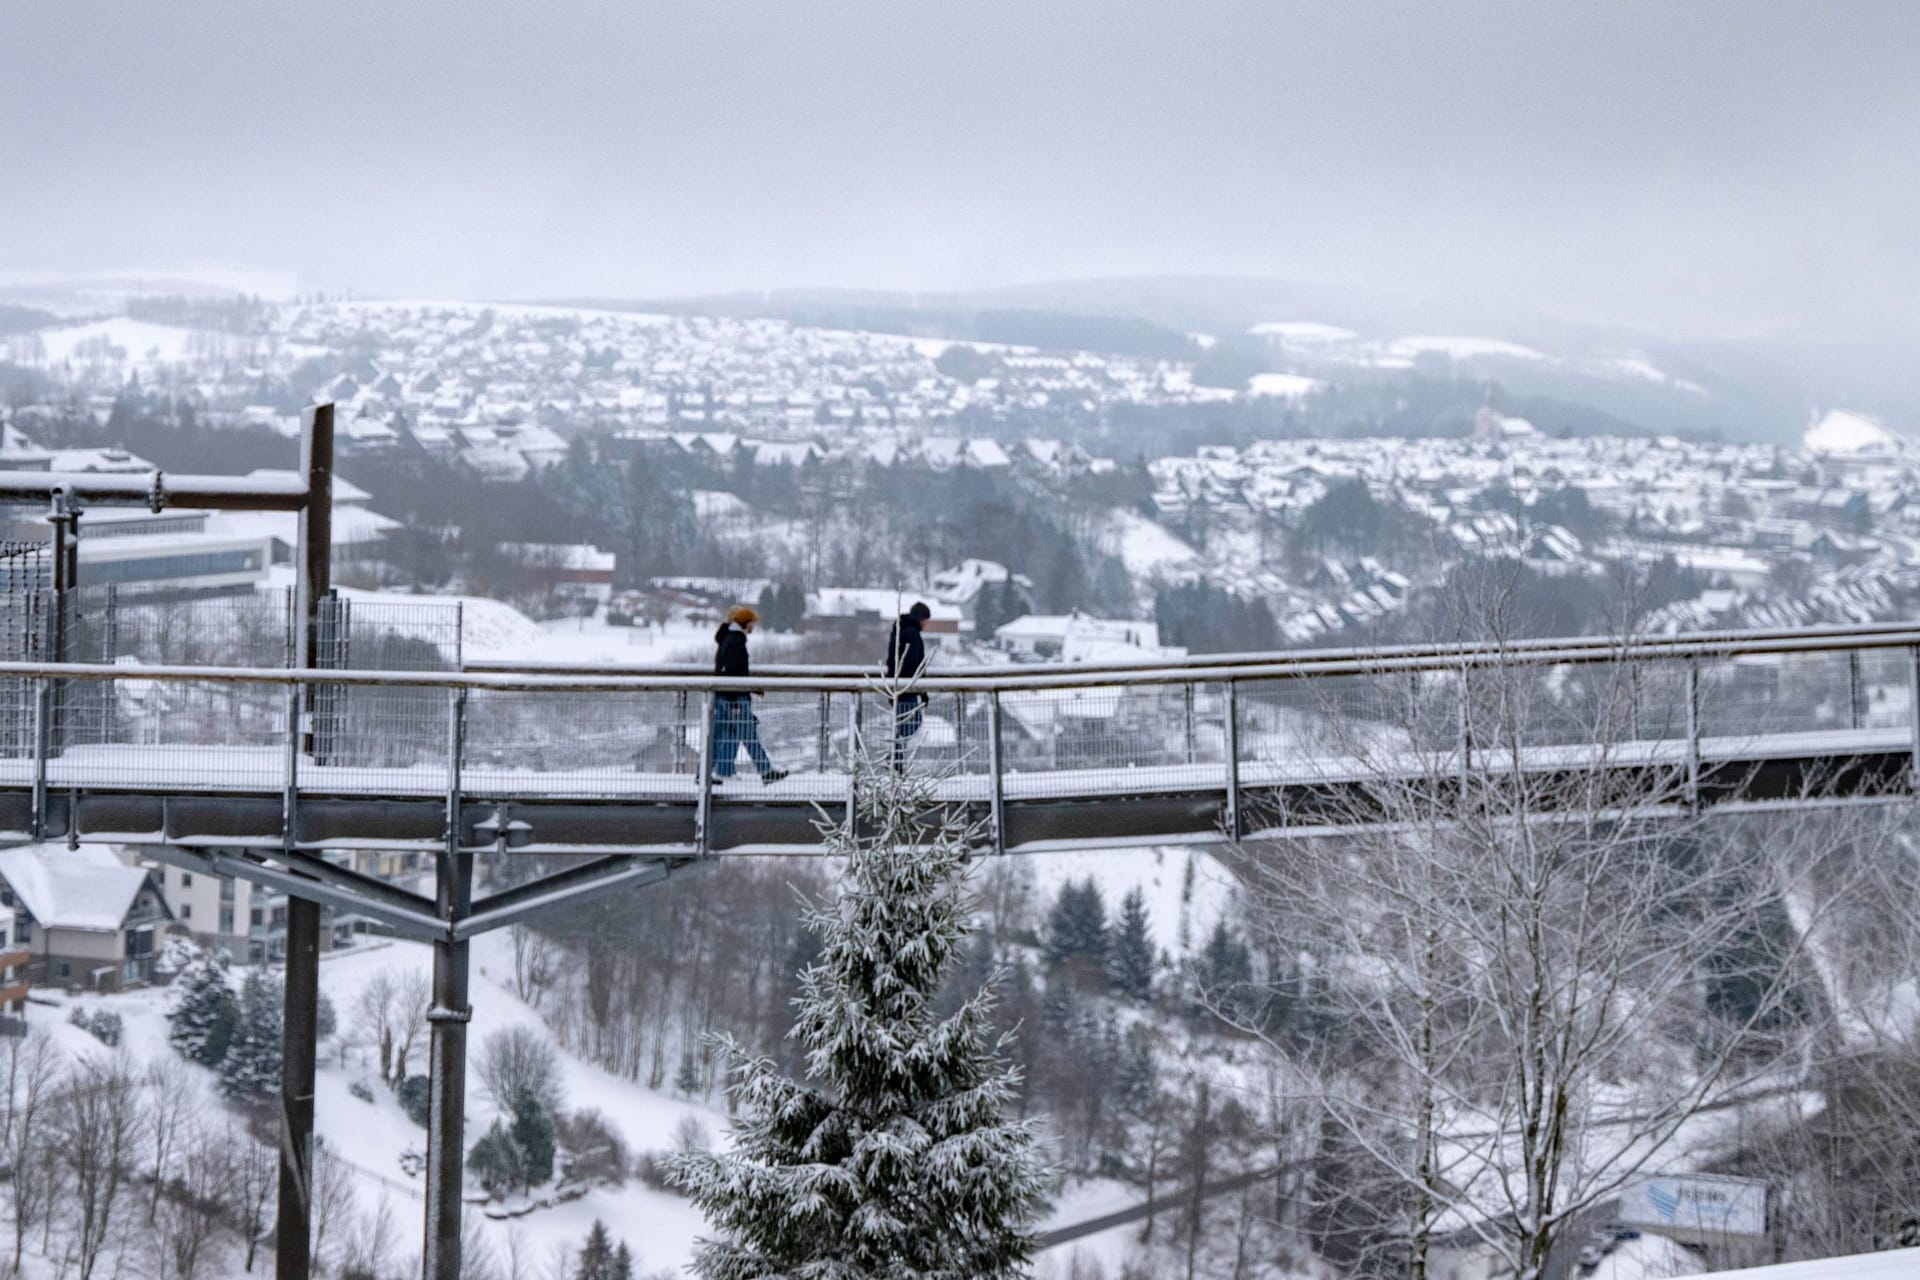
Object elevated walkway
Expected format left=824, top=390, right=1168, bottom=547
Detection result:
left=0, top=623, right=1912, bottom=873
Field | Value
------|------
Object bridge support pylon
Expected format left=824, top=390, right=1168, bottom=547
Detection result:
left=422, top=851, right=474, bottom=1280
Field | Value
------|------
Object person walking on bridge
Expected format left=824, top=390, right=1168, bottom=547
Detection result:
left=711, top=605, right=786, bottom=785
left=884, top=601, right=932, bottom=773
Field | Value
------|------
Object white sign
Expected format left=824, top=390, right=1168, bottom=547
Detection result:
left=1616, top=1174, right=1768, bottom=1241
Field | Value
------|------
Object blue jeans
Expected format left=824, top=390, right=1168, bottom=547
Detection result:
left=711, top=695, right=773, bottom=778
left=892, top=694, right=924, bottom=771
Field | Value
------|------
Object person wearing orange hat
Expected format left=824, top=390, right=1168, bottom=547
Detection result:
left=710, top=605, right=786, bottom=785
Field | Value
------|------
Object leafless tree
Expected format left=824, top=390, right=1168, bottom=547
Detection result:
left=311, top=1147, right=359, bottom=1277
left=476, top=1026, right=563, bottom=1114
left=355, top=971, right=398, bottom=1086
left=229, top=1121, right=276, bottom=1273
left=510, top=925, right=556, bottom=1006
left=501, top=1226, right=533, bottom=1280
left=391, top=971, right=431, bottom=1083
left=143, top=1056, right=191, bottom=1224
left=1231, top=613, right=1886, bottom=1280
left=338, top=1196, right=401, bottom=1280
left=56, top=1053, right=145, bottom=1280
left=156, top=1117, right=231, bottom=1280
left=459, top=1219, right=500, bottom=1280
left=6, top=1031, right=63, bottom=1273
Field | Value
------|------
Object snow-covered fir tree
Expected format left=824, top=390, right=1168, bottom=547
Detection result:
left=670, top=747, right=1048, bottom=1279
left=166, top=949, right=238, bottom=1067
left=1042, top=878, right=1108, bottom=981
left=219, top=970, right=283, bottom=1099
left=1106, top=885, right=1156, bottom=1003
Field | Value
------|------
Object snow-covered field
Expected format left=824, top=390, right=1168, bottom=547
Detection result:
left=1101, top=508, right=1203, bottom=581
left=13, top=317, right=250, bottom=369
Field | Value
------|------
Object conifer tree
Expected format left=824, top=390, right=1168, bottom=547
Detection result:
left=575, top=1221, right=614, bottom=1280
left=1191, top=919, right=1255, bottom=1026
left=670, top=747, right=1047, bottom=1278
left=467, top=1120, right=526, bottom=1194
left=218, top=970, right=283, bottom=1099
left=1107, top=885, right=1156, bottom=1003
left=508, top=1089, right=556, bottom=1186
left=167, top=950, right=240, bottom=1068
left=1042, top=878, right=1109, bottom=990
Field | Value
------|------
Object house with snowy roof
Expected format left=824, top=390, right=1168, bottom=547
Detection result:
left=991, top=611, right=1185, bottom=663
left=0, top=843, right=172, bottom=990
left=929, top=560, right=1037, bottom=635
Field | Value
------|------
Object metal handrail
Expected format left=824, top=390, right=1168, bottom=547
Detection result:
left=1, top=623, right=1916, bottom=695
left=463, top=618, right=1920, bottom=680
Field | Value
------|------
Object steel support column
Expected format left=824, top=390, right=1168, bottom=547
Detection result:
left=276, top=403, right=332, bottom=1280
left=274, top=899, right=320, bottom=1280
left=422, top=852, right=473, bottom=1280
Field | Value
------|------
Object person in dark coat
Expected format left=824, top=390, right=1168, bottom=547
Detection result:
left=711, top=605, right=786, bottom=784
left=884, top=601, right=932, bottom=772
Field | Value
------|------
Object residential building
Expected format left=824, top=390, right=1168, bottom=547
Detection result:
left=0, top=843, right=172, bottom=989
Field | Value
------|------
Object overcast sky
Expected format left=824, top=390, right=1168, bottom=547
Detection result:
left=3, top=1, right=1916, bottom=341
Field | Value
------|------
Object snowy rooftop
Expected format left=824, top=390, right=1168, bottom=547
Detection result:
left=0, top=842, right=152, bottom=933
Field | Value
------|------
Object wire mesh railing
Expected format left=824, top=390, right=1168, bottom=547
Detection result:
left=0, top=626, right=1908, bottom=848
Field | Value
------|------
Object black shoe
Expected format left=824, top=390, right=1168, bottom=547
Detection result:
left=761, top=768, right=789, bottom=784
left=709, top=773, right=729, bottom=786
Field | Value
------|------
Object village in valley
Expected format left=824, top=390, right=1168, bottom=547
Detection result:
left=0, top=289, right=1916, bottom=1280
left=2, top=299, right=1914, bottom=656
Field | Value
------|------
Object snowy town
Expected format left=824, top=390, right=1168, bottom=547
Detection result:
left=0, top=292, right=1910, bottom=1279
left=4, top=3, right=1919, bottom=1277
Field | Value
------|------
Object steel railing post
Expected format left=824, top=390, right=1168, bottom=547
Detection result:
left=1223, top=680, right=1242, bottom=844
left=1909, top=645, right=1920, bottom=793
left=1183, top=683, right=1197, bottom=765
left=816, top=692, right=831, bottom=773
left=445, top=686, right=466, bottom=848
left=1848, top=649, right=1865, bottom=730
left=986, top=690, right=1006, bottom=855
left=282, top=680, right=303, bottom=852
left=1685, top=657, right=1702, bottom=809
left=845, top=691, right=861, bottom=834
left=1456, top=669, right=1472, bottom=799
left=694, top=693, right=715, bottom=856
left=29, top=677, right=48, bottom=842
left=673, top=690, right=689, bottom=772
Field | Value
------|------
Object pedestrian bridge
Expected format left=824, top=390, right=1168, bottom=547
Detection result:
left=1, top=623, right=1914, bottom=899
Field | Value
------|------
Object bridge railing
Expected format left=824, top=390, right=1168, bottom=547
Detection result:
left=0, top=623, right=1913, bottom=848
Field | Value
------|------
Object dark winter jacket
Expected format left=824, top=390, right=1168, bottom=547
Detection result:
left=714, top=623, right=751, bottom=692
left=884, top=614, right=928, bottom=698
